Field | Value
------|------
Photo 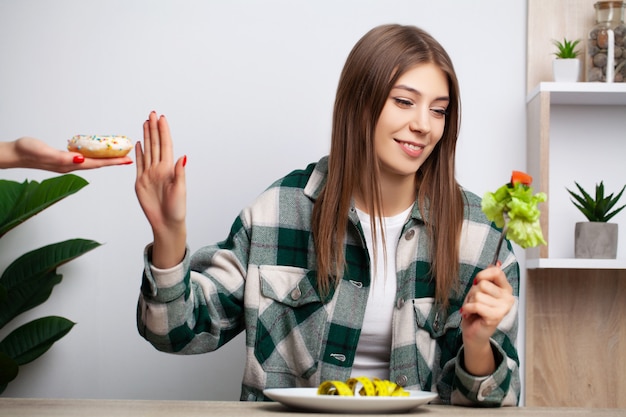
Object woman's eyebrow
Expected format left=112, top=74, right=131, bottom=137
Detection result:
left=393, top=84, right=450, bottom=102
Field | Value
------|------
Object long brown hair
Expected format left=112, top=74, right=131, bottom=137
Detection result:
left=312, top=24, right=463, bottom=307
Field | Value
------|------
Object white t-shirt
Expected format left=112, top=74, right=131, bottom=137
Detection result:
left=351, top=204, right=412, bottom=379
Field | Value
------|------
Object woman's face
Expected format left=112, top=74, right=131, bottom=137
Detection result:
left=373, top=62, right=449, bottom=182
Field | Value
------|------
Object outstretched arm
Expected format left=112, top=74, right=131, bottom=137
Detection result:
left=135, top=111, right=188, bottom=269
left=0, top=137, right=133, bottom=172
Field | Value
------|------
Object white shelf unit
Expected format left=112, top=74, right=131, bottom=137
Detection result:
left=525, top=82, right=626, bottom=270
left=526, top=258, right=626, bottom=269
left=527, top=82, right=626, bottom=105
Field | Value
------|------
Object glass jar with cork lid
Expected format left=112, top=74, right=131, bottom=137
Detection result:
left=587, top=1, right=626, bottom=82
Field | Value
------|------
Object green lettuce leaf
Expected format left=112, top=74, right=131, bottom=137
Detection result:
left=482, top=182, right=547, bottom=248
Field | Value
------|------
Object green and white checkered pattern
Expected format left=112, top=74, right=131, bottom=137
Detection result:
left=137, top=156, right=520, bottom=406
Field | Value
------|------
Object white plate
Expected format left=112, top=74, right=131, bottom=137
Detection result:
left=263, top=387, right=437, bottom=413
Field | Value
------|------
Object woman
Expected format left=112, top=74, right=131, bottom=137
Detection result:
left=135, top=24, right=519, bottom=406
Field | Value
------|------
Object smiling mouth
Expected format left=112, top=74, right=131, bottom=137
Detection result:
left=395, top=139, right=423, bottom=151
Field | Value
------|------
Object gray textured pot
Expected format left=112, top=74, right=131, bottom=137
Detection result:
left=574, top=222, right=618, bottom=259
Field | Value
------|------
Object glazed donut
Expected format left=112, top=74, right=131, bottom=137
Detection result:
left=67, top=135, right=133, bottom=158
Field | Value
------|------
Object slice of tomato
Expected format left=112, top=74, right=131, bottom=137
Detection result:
left=511, top=170, right=533, bottom=186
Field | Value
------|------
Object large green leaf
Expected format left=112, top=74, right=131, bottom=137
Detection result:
left=0, top=239, right=101, bottom=329
left=0, top=351, right=19, bottom=391
left=0, top=180, right=26, bottom=226
left=0, top=175, right=88, bottom=238
left=0, top=271, right=62, bottom=330
left=12, top=272, right=63, bottom=318
left=0, top=316, right=75, bottom=366
left=1, top=239, right=101, bottom=289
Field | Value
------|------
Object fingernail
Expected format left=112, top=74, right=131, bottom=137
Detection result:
left=73, top=155, right=84, bottom=164
left=183, top=155, right=187, bottom=167
left=473, top=278, right=478, bottom=286
left=123, top=160, right=134, bottom=165
left=496, top=260, right=502, bottom=267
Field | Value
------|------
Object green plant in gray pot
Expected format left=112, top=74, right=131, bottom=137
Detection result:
left=566, top=181, right=626, bottom=259
left=0, top=174, right=101, bottom=394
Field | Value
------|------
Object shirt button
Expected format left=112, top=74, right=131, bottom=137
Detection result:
left=433, top=312, right=441, bottom=332
left=404, top=229, right=415, bottom=240
left=291, top=286, right=301, bottom=300
left=395, top=375, right=408, bottom=386
left=396, top=298, right=405, bottom=309
left=478, top=380, right=498, bottom=401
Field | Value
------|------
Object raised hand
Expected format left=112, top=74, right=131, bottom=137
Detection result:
left=135, top=111, right=188, bottom=268
left=460, top=264, right=515, bottom=376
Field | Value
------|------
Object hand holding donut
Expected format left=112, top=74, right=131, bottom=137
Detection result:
left=460, top=263, right=515, bottom=376
left=1, top=137, right=133, bottom=172
left=135, top=111, right=188, bottom=269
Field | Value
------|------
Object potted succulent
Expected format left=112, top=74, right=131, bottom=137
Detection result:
left=566, top=181, right=626, bottom=259
left=552, top=37, right=582, bottom=82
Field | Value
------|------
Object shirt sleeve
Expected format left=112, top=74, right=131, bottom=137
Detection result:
left=140, top=244, right=189, bottom=301
left=450, top=288, right=520, bottom=407
left=136, top=213, right=250, bottom=354
left=452, top=338, right=518, bottom=406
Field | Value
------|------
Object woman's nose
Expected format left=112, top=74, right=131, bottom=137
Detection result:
left=408, top=108, right=431, bottom=134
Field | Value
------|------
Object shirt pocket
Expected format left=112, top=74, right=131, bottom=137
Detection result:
left=254, top=265, right=327, bottom=379
left=412, top=298, right=462, bottom=377
left=413, top=298, right=461, bottom=339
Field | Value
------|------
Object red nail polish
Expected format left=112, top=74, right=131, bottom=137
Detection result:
left=473, top=278, right=478, bottom=286
left=73, top=155, right=84, bottom=164
left=123, top=160, right=133, bottom=165
left=183, top=155, right=187, bottom=167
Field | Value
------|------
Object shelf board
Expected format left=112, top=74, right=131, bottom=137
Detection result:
left=526, top=258, right=626, bottom=270
left=527, top=82, right=626, bottom=105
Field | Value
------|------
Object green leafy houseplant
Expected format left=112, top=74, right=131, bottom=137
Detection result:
left=0, top=174, right=101, bottom=394
left=567, top=181, right=626, bottom=222
left=552, top=37, right=582, bottom=82
left=553, top=37, right=581, bottom=59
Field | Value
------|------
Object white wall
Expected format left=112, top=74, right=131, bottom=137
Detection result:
left=0, top=0, right=528, bottom=400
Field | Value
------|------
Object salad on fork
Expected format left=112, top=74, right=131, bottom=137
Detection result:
left=481, top=170, right=547, bottom=263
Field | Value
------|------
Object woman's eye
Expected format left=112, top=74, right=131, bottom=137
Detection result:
left=431, top=108, right=449, bottom=118
left=393, top=97, right=413, bottom=108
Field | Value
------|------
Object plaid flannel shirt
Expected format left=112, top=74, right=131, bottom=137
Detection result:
left=138, top=156, right=520, bottom=406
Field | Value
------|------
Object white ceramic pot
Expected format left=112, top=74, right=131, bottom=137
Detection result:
left=552, top=58, right=580, bottom=82
left=574, top=222, right=618, bottom=259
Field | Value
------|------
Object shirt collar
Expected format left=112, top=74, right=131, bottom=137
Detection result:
left=303, top=155, right=431, bottom=224
left=303, top=156, right=329, bottom=201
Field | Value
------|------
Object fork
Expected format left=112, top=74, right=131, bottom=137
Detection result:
left=491, top=211, right=510, bottom=266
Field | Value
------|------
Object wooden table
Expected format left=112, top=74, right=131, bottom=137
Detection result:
left=2, top=398, right=625, bottom=416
